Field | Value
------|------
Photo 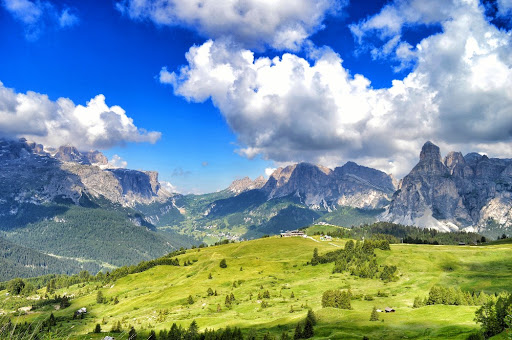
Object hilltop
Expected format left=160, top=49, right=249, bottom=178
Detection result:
left=2, top=233, right=511, bottom=339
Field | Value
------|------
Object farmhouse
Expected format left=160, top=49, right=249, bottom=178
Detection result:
left=385, top=307, right=395, bottom=313
left=280, top=230, right=307, bottom=237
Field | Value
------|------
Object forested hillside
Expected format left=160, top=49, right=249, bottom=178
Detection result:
left=0, top=237, right=100, bottom=281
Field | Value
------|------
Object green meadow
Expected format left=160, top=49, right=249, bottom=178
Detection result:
left=2, top=234, right=512, bottom=339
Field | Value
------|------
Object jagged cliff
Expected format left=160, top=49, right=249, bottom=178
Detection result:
left=382, top=141, right=512, bottom=234
left=0, top=138, right=171, bottom=209
left=262, top=162, right=395, bottom=209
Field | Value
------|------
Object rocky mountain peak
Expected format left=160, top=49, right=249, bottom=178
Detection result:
left=444, top=151, right=465, bottom=169
left=83, top=150, right=108, bottom=165
left=464, top=152, right=483, bottom=165
left=383, top=141, right=512, bottom=235
left=228, top=176, right=267, bottom=194
left=55, top=145, right=86, bottom=163
left=419, top=141, right=442, bottom=162
left=53, top=145, right=108, bottom=166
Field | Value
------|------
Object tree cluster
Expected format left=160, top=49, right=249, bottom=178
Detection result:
left=310, top=239, right=397, bottom=281
left=321, top=289, right=352, bottom=309
left=413, top=286, right=491, bottom=308
left=475, top=293, right=512, bottom=338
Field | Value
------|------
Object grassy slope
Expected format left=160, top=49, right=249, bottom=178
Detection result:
left=4, top=237, right=512, bottom=339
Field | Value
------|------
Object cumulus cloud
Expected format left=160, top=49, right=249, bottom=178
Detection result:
left=108, top=154, right=128, bottom=168
left=264, top=168, right=277, bottom=178
left=0, top=81, right=161, bottom=150
left=164, top=0, right=512, bottom=178
left=2, top=0, right=79, bottom=40
left=116, top=0, right=344, bottom=51
left=160, top=180, right=179, bottom=193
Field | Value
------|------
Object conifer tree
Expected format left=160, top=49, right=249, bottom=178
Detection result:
left=294, top=322, right=303, bottom=339
left=306, top=309, right=317, bottom=326
left=96, top=290, right=104, bottom=304
left=303, top=317, right=314, bottom=338
left=128, top=327, right=137, bottom=340
left=188, top=320, right=199, bottom=338
left=94, top=323, right=101, bottom=333
left=370, top=307, right=379, bottom=321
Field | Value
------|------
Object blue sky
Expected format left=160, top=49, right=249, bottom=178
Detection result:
left=1, top=0, right=511, bottom=193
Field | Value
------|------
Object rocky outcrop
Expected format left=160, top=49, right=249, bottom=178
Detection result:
left=0, top=138, right=171, bottom=208
left=382, top=141, right=512, bottom=233
left=84, top=150, right=108, bottom=165
left=228, top=176, right=267, bottom=194
left=262, top=162, right=395, bottom=209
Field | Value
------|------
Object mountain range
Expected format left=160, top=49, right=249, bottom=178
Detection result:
left=0, top=137, right=511, bottom=280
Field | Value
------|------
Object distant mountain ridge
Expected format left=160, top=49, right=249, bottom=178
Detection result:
left=2, top=137, right=512, bottom=281
left=262, top=162, right=395, bottom=209
left=0, top=138, right=171, bottom=208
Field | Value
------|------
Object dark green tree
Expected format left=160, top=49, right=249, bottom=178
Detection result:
left=370, top=306, right=379, bottom=321
left=188, top=320, right=199, bottom=338
left=94, top=323, right=101, bottom=333
left=220, top=259, right=227, bottom=268
left=96, top=290, right=104, bottom=304
left=128, top=327, right=137, bottom=340
left=7, top=278, right=25, bottom=295
left=306, top=309, right=317, bottom=326
left=303, top=317, right=314, bottom=338
left=48, top=313, right=56, bottom=327
left=187, top=295, right=194, bottom=305
left=148, top=330, right=156, bottom=340
left=294, top=323, right=303, bottom=339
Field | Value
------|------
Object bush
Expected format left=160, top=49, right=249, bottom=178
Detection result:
left=219, top=259, right=227, bottom=268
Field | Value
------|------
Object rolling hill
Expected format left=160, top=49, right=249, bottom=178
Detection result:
left=2, top=234, right=511, bottom=339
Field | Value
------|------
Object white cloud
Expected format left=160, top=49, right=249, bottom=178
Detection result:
left=116, top=0, right=345, bottom=50
left=161, top=181, right=179, bottom=194
left=0, top=81, right=161, bottom=150
left=165, top=0, right=512, bottom=178
left=2, top=0, right=79, bottom=40
left=58, top=8, right=79, bottom=28
left=108, top=154, right=128, bottom=168
left=264, top=167, right=277, bottom=178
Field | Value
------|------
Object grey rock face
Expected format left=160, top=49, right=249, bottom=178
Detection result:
left=54, top=145, right=90, bottom=164
left=228, top=176, right=267, bottom=194
left=262, top=162, right=395, bottom=209
left=0, top=138, right=170, bottom=208
left=83, top=150, right=108, bottom=165
left=383, top=141, right=512, bottom=233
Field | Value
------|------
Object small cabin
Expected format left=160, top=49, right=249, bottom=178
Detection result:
left=280, top=230, right=307, bottom=237
left=384, top=307, right=395, bottom=313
